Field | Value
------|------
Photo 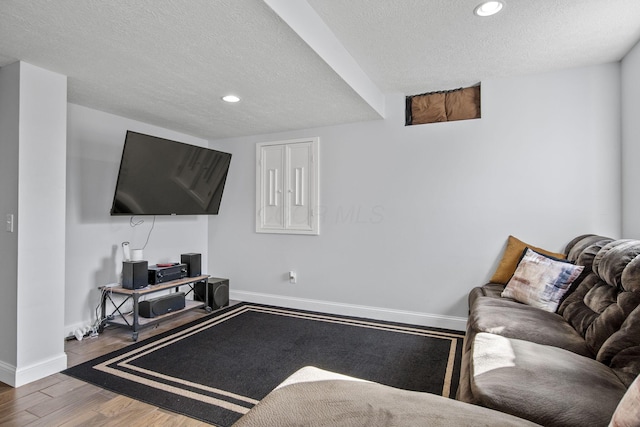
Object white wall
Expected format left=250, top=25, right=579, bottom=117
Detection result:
left=0, top=62, right=20, bottom=378
left=0, top=62, right=68, bottom=387
left=65, top=104, right=212, bottom=336
left=16, top=62, right=68, bottom=386
left=622, top=40, right=640, bottom=238
left=209, top=63, right=622, bottom=330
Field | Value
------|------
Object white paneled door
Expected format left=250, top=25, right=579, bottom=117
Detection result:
left=256, top=138, right=319, bottom=235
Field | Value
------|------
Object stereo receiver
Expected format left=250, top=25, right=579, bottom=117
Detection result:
left=148, top=263, right=188, bottom=285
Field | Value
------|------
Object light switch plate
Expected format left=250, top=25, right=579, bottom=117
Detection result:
left=6, top=214, right=14, bottom=233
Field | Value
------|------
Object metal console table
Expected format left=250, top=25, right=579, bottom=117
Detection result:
left=99, top=274, right=211, bottom=341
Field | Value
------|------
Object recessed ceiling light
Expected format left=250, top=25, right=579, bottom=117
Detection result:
left=222, top=95, right=240, bottom=103
left=474, top=1, right=504, bottom=17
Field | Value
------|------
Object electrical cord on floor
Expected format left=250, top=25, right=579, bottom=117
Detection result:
left=88, top=286, right=121, bottom=338
left=76, top=284, right=139, bottom=341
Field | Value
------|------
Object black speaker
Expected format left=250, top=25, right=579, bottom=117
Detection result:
left=181, top=253, right=201, bottom=277
left=194, top=277, right=229, bottom=309
left=122, top=260, right=148, bottom=290
left=139, top=292, right=185, bottom=318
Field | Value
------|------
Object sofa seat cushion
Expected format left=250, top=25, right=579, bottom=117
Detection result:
left=233, top=366, right=540, bottom=427
left=471, top=333, right=627, bottom=427
left=468, top=297, right=593, bottom=357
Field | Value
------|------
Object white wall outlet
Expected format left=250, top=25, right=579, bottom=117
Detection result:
left=289, top=271, right=297, bottom=284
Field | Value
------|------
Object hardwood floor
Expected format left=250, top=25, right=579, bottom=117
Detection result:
left=0, top=308, right=220, bottom=426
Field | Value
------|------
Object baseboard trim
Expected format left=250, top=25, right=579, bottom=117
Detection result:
left=0, top=353, right=67, bottom=387
left=0, top=360, right=16, bottom=387
left=229, top=290, right=467, bottom=332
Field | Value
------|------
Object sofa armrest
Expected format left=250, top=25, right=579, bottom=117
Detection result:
left=232, top=366, right=540, bottom=427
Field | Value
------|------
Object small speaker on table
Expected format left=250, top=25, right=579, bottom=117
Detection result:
left=139, top=292, right=186, bottom=318
left=181, top=253, right=201, bottom=277
left=122, top=260, right=148, bottom=290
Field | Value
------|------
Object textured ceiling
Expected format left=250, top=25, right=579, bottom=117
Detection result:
left=0, top=0, right=639, bottom=140
left=0, top=0, right=378, bottom=139
left=308, top=0, right=640, bottom=94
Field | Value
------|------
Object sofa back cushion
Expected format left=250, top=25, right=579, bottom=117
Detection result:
left=559, top=237, right=640, bottom=382
left=559, top=235, right=615, bottom=320
left=565, top=235, right=613, bottom=263
left=600, top=305, right=640, bottom=386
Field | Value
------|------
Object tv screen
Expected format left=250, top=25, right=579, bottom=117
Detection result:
left=110, top=131, right=231, bottom=215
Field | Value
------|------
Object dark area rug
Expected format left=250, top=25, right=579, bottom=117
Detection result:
left=64, top=302, right=465, bottom=426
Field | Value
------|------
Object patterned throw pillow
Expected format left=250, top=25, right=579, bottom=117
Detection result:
left=502, top=248, right=584, bottom=312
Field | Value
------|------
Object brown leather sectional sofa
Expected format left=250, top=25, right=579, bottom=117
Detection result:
left=458, top=234, right=640, bottom=426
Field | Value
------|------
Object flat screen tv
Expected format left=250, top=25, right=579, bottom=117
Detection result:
left=110, top=131, right=232, bottom=215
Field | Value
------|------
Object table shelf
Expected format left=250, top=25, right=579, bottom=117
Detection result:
left=100, top=275, right=211, bottom=341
